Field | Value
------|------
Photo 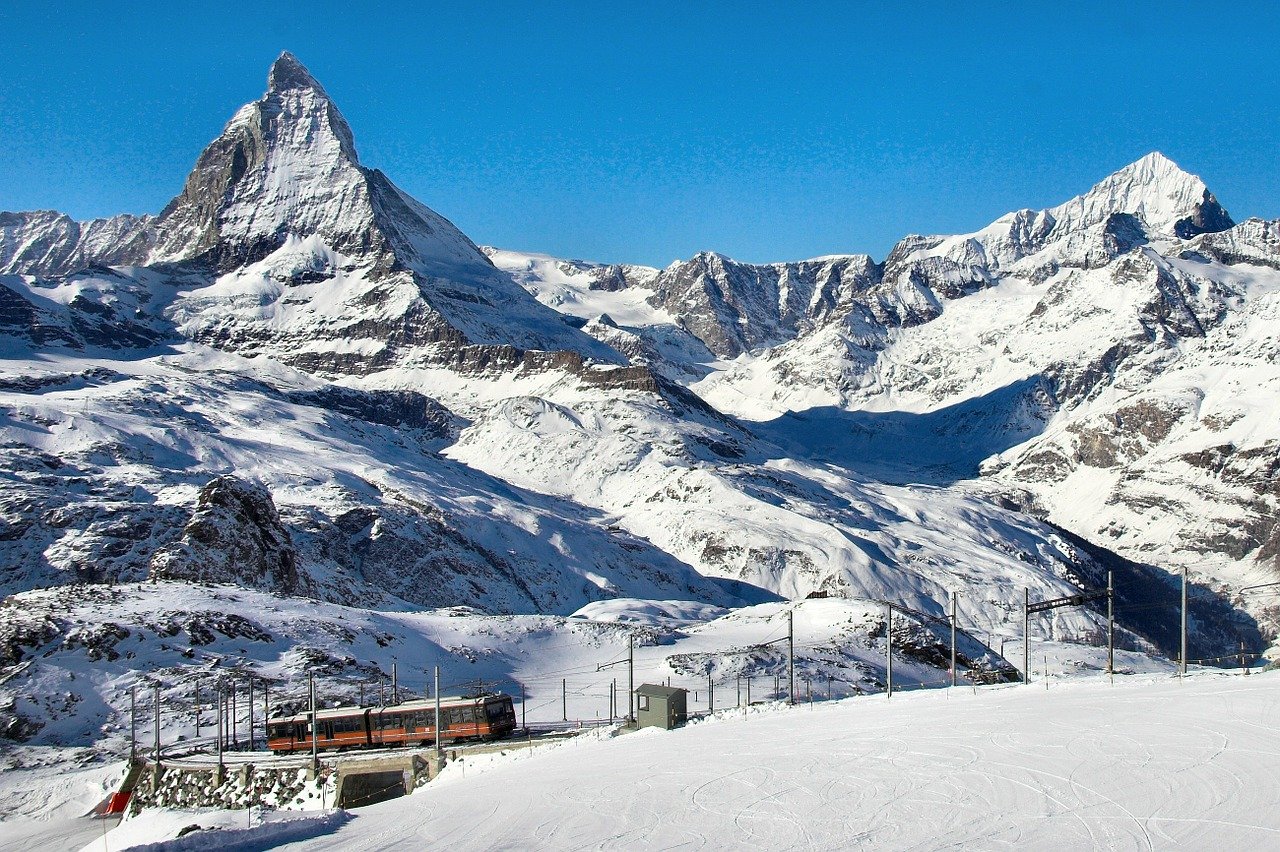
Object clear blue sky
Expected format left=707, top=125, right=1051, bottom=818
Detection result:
left=1, top=2, right=1276, bottom=266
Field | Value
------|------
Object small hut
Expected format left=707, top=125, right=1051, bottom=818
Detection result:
left=634, top=684, right=687, bottom=730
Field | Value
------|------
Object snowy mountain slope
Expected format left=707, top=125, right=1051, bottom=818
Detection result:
left=482, top=247, right=719, bottom=383
left=0, top=348, right=742, bottom=614
left=437, top=370, right=1258, bottom=658
left=495, top=156, right=1276, bottom=607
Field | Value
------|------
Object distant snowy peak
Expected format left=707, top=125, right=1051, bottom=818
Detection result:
left=1046, top=152, right=1233, bottom=240
left=150, top=50, right=494, bottom=278
left=0, top=53, right=621, bottom=367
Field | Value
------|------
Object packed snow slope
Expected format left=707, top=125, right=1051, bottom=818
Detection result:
left=85, top=670, right=1280, bottom=851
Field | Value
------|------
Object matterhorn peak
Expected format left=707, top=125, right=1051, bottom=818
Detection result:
left=267, top=50, right=324, bottom=93
left=1048, top=151, right=1233, bottom=239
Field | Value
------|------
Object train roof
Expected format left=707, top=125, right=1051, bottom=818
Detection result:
left=271, top=692, right=510, bottom=724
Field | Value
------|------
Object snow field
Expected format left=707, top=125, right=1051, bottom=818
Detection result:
left=76, top=669, right=1280, bottom=851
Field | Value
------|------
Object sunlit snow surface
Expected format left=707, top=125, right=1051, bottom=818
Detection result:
left=71, top=671, right=1280, bottom=851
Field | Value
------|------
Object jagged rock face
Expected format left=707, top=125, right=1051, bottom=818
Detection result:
left=150, top=475, right=301, bottom=593
left=642, top=252, right=880, bottom=357
left=0, top=211, right=153, bottom=277
left=1183, top=218, right=1280, bottom=270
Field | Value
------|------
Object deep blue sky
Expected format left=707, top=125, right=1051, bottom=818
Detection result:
left=1, top=3, right=1276, bottom=266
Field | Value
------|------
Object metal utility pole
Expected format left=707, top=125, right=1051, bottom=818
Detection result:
left=737, top=676, right=742, bottom=707
left=247, top=679, right=254, bottom=750
left=392, top=662, right=399, bottom=705
left=263, top=683, right=269, bottom=734
left=434, top=666, right=441, bottom=755
left=1023, top=589, right=1031, bottom=685
left=215, top=682, right=223, bottom=770
left=130, top=685, right=137, bottom=762
left=379, top=677, right=385, bottom=706
left=520, top=682, right=526, bottom=729
left=194, top=678, right=200, bottom=738
left=886, top=604, right=894, bottom=699
left=359, top=682, right=364, bottom=707
left=787, top=608, right=795, bottom=705
left=827, top=674, right=832, bottom=701
left=950, top=593, right=958, bottom=688
left=747, top=677, right=752, bottom=704
left=309, top=672, right=318, bottom=773
left=230, top=679, right=238, bottom=749
left=562, top=678, right=567, bottom=722
left=628, top=634, right=634, bottom=721
left=1180, top=567, right=1188, bottom=678
left=1107, top=571, right=1114, bottom=679
left=707, top=673, right=714, bottom=713
left=153, top=684, right=161, bottom=765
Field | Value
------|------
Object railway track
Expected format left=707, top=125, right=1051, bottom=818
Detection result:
left=156, top=721, right=617, bottom=770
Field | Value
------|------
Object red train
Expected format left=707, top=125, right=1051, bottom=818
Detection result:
left=267, top=693, right=518, bottom=754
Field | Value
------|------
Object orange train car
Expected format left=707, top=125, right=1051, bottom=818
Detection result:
left=267, top=693, right=518, bottom=754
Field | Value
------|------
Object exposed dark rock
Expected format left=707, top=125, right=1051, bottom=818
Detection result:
left=287, top=386, right=456, bottom=438
left=150, top=476, right=301, bottom=594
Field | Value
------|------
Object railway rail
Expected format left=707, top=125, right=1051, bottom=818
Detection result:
left=156, top=720, right=617, bottom=770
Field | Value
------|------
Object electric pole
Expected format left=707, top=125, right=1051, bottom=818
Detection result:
left=153, top=684, right=161, bottom=766
left=309, top=672, right=318, bottom=773
left=130, top=685, right=136, bottom=763
left=1107, top=571, right=1114, bottom=679
left=628, top=633, right=634, bottom=721
left=708, top=673, right=714, bottom=713
left=787, top=608, right=795, bottom=705
left=562, top=678, right=567, bottom=722
left=194, top=677, right=200, bottom=738
left=886, top=603, right=894, bottom=698
left=229, top=678, right=237, bottom=749
left=392, top=662, right=398, bottom=705
left=215, top=681, right=223, bottom=771
left=950, top=592, right=958, bottom=688
left=1180, top=566, right=1188, bottom=678
left=1023, top=588, right=1030, bottom=685
left=434, top=666, right=441, bottom=755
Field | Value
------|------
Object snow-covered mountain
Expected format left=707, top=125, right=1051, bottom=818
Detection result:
left=0, top=52, right=1269, bottom=765
left=499, top=154, right=1278, bottom=627
left=1, top=53, right=619, bottom=377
